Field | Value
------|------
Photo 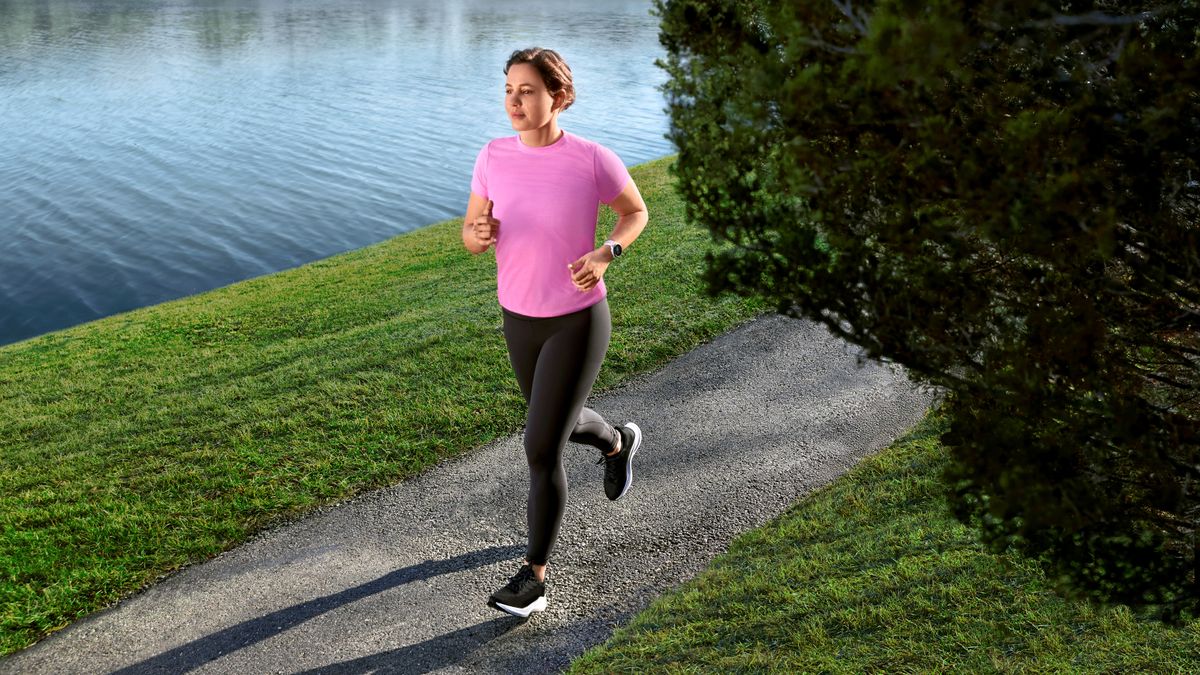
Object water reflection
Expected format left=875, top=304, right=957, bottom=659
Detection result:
left=0, top=1, right=661, bottom=58
left=0, top=0, right=672, bottom=347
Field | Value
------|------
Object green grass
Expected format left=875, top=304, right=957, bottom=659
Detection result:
left=568, top=409, right=1200, bottom=673
left=0, top=155, right=770, bottom=656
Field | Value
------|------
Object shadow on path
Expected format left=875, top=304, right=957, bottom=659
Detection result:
left=293, top=616, right=522, bottom=674
left=112, top=544, right=524, bottom=675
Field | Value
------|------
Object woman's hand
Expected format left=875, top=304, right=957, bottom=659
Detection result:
left=471, top=200, right=499, bottom=250
left=568, top=248, right=611, bottom=292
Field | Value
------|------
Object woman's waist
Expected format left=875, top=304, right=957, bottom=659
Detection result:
left=500, top=294, right=607, bottom=321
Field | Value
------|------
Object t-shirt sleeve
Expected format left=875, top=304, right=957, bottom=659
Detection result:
left=594, top=143, right=631, bottom=203
left=470, top=143, right=489, bottom=199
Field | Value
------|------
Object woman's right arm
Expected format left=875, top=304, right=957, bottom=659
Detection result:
left=462, top=192, right=498, bottom=255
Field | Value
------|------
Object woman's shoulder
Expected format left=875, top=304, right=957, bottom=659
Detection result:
left=474, top=136, right=516, bottom=165
left=563, top=130, right=604, bottom=150
left=478, top=135, right=522, bottom=150
left=566, top=131, right=622, bottom=157
left=564, top=133, right=627, bottom=169
left=495, top=134, right=521, bottom=144
left=567, top=133, right=626, bottom=172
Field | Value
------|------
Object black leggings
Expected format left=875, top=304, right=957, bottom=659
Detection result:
left=502, top=298, right=619, bottom=566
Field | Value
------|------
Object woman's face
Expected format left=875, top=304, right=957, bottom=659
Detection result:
left=505, top=62, right=561, bottom=132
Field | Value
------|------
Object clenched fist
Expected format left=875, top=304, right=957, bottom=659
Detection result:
left=470, top=199, right=500, bottom=250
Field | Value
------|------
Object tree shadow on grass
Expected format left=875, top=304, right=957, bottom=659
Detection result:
left=111, top=544, right=525, bottom=675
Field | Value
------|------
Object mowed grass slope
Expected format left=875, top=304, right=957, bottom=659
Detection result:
left=0, top=155, right=769, bottom=656
left=568, top=410, right=1200, bottom=673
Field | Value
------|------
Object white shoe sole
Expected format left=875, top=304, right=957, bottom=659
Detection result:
left=614, top=422, right=641, bottom=501
left=492, top=595, right=547, bottom=618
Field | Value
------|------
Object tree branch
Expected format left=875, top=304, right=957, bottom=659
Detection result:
left=798, top=34, right=857, bottom=55
left=830, top=0, right=869, bottom=35
left=1025, top=9, right=1166, bottom=28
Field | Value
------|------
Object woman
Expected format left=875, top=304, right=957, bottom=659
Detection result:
left=462, top=47, right=649, bottom=618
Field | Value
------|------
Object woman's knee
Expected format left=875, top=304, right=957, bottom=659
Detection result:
left=523, top=428, right=561, bottom=470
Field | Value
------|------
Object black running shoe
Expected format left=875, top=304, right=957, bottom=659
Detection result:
left=596, top=422, right=641, bottom=501
left=487, top=564, right=546, bottom=618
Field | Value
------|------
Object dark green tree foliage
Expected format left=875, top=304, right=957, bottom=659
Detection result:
left=654, top=0, right=1200, bottom=619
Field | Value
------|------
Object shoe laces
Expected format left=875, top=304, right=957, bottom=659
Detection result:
left=506, top=564, right=537, bottom=591
left=596, top=448, right=621, bottom=483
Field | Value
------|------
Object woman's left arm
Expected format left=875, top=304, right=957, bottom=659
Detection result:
left=569, top=179, right=649, bottom=291
left=603, top=178, right=649, bottom=257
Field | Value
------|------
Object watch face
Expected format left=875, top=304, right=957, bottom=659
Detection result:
left=612, top=243, right=622, bottom=257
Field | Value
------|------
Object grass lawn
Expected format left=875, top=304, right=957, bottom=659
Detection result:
left=568, top=409, right=1200, bottom=673
left=0, top=154, right=770, bottom=656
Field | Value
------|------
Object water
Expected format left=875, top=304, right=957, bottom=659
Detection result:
left=0, top=0, right=673, bottom=348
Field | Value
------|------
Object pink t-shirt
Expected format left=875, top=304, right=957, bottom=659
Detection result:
left=470, top=129, right=631, bottom=318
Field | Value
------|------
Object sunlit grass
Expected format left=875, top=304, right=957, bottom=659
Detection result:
left=568, top=409, right=1200, bottom=672
left=0, top=155, right=770, bottom=656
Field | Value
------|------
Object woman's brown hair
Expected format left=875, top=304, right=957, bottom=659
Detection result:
left=504, top=47, right=576, bottom=112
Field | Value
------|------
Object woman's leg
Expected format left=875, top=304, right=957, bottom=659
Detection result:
left=503, top=307, right=619, bottom=471
left=507, top=300, right=612, bottom=566
left=501, top=300, right=612, bottom=406
left=502, top=311, right=540, bottom=407
left=571, top=407, right=620, bottom=454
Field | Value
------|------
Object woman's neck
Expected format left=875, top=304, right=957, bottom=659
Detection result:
left=519, top=120, right=563, bottom=148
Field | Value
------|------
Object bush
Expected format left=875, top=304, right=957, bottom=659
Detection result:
left=654, top=0, right=1200, bottom=620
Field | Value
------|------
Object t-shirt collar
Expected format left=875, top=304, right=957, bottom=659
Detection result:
left=516, top=129, right=570, bottom=154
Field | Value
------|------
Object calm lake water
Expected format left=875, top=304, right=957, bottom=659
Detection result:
left=0, top=0, right=673, bottom=348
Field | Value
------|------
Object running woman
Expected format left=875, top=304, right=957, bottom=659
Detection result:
left=462, top=47, right=649, bottom=618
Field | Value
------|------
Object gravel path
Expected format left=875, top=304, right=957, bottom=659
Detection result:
left=1, top=312, right=934, bottom=674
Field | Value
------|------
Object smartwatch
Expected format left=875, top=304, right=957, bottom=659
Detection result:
left=604, top=239, right=623, bottom=259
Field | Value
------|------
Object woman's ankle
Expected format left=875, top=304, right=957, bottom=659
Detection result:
left=528, top=560, right=547, bottom=582
left=608, top=430, right=622, bottom=456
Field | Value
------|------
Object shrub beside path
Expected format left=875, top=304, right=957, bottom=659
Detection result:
left=0, top=312, right=932, bottom=674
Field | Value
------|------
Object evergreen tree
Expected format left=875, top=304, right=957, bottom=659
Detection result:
left=654, top=0, right=1200, bottom=619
